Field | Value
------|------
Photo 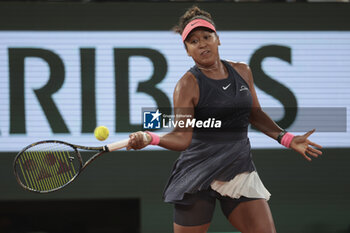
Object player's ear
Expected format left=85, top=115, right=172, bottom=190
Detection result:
left=184, top=42, right=191, bottom=57
left=185, top=44, right=191, bottom=57
left=217, top=34, right=221, bottom=46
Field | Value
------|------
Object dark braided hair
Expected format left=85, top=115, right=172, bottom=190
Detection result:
left=173, top=6, right=216, bottom=36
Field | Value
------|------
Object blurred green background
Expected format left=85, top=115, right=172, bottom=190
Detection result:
left=1, top=149, right=350, bottom=232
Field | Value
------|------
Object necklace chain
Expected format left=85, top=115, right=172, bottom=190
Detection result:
left=196, top=60, right=222, bottom=71
left=197, top=65, right=219, bottom=71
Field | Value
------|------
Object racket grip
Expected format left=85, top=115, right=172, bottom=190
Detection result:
left=105, top=138, right=130, bottom=152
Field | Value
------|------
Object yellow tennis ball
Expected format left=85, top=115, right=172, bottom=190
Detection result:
left=94, top=126, right=109, bottom=141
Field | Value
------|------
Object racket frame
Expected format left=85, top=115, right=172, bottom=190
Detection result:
left=13, top=140, right=107, bottom=193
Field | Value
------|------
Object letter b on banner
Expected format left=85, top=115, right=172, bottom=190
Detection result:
left=115, top=48, right=171, bottom=132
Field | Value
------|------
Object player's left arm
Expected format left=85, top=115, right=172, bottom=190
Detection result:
left=232, top=62, right=282, bottom=140
left=232, top=62, right=322, bottom=161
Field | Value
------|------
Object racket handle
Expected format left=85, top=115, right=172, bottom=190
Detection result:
left=105, top=138, right=129, bottom=152
left=105, top=132, right=150, bottom=152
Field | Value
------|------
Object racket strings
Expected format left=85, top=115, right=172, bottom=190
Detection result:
left=15, top=143, right=80, bottom=192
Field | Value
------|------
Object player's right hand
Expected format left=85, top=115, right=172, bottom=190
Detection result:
left=127, top=131, right=151, bottom=150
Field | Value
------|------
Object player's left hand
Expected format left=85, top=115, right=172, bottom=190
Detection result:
left=290, top=129, right=322, bottom=161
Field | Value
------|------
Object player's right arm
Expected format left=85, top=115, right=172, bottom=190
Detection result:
left=127, top=72, right=199, bottom=151
left=157, top=72, right=198, bottom=151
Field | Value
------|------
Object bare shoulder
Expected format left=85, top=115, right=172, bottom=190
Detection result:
left=174, top=72, right=199, bottom=107
left=175, top=72, right=198, bottom=90
left=226, top=60, right=253, bottom=84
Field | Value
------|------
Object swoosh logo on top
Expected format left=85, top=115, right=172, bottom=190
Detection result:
left=222, top=83, right=231, bottom=90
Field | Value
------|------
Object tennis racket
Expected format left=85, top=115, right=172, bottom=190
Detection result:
left=13, top=137, right=139, bottom=193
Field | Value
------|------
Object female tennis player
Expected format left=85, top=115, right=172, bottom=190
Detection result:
left=127, top=6, right=322, bottom=233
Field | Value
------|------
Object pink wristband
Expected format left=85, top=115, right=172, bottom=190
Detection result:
left=281, top=132, right=294, bottom=148
left=145, top=131, right=160, bottom=145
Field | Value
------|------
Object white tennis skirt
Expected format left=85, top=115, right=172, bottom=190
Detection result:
left=210, top=171, right=271, bottom=200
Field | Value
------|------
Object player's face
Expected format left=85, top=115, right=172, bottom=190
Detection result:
left=185, top=29, right=221, bottom=67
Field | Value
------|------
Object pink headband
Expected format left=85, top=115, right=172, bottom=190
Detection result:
left=181, top=18, right=216, bottom=42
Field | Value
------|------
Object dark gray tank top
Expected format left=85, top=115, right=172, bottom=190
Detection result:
left=163, top=60, right=256, bottom=204
left=192, top=60, right=252, bottom=142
